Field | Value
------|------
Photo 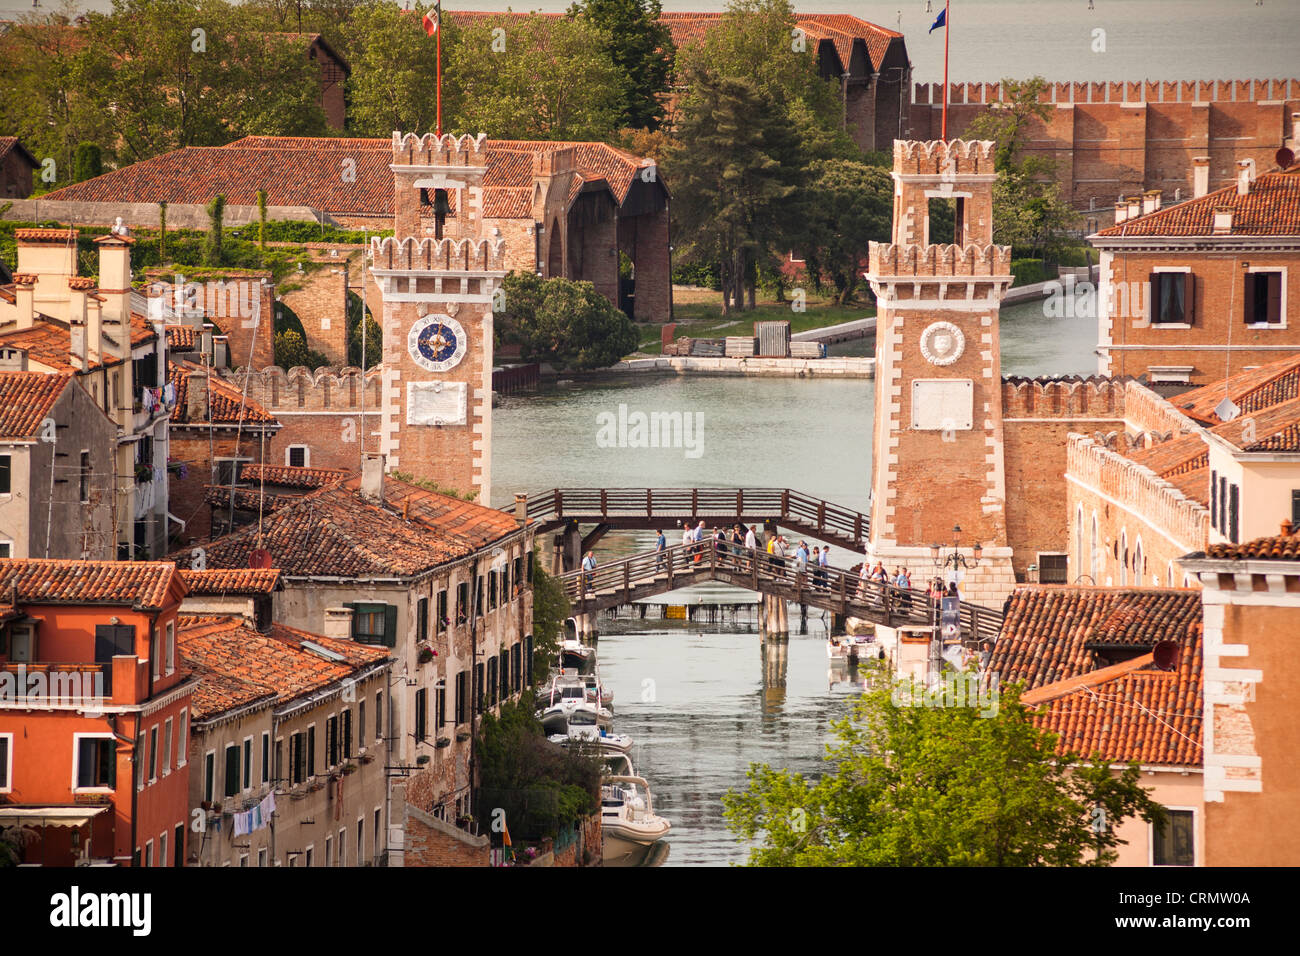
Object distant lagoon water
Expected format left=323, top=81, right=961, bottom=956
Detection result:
left=4, top=1, right=1295, bottom=85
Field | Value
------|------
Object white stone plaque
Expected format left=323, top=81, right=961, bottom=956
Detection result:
left=407, top=380, right=467, bottom=426
left=911, top=379, right=973, bottom=431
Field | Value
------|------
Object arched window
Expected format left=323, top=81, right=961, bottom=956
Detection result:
left=1167, top=560, right=1175, bottom=588
left=1133, top=538, right=1144, bottom=588
left=1090, top=513, right=1100, bottom=583
left=1119, top=529, right=1128, bottom=586
left=1075, top=505, right=1084, bottom=580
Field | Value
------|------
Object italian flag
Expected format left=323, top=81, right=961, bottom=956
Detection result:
left=423, top=6, right=439, bottom=36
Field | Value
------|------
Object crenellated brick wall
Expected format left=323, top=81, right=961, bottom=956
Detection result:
left=279, top=264, right=350, bottom=365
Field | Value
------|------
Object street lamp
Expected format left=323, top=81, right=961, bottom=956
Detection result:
left=930, top=525, right=982, bottom=572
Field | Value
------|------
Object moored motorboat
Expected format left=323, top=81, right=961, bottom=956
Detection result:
left=547, top=708, right=633, bottom=753
left=828, top=631, right=881, bottom=661
left=561, top=638, right=594, bottom=670
left=601, top=776, right=671, bottom=863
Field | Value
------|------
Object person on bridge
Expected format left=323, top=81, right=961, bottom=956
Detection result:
left=655, top=529, right=667, bottom=571
left=744, top=525, right=757, bottom=551
left=771, top=535, right=788, bottom=570
left=817, top=546, right=829, bottom=590
left=693, top=520, right=707, bottom=562
left=894, top=567, right=913, bottom=613
left=582, top=551, right=597, bottom=593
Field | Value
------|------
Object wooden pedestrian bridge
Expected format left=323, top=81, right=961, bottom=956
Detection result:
left=556, top=541, right=1005, bottom=644
left=508, top=487, right=872, bottom=552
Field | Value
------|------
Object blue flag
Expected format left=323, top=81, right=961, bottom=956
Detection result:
left=929, top=8, right=946, bottom=32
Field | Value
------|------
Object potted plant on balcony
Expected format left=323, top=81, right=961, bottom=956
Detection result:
left=435, top=736, right=451, bottom=749
left=455, top=729, right=470, bottom=742
left=417, top=646, right=434, bottom=665
left=134, top=463, right=152, bottom=483
left=416, top=754, right=431, bottom=766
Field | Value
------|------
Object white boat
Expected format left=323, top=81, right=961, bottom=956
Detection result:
left=601, top=776, right=670, bottom=863
left=536, top=674, right=589, bottom=734
left=581, top=671, right=613, bottom=710
left=828, top=632, right=881, bottom=661
left=547, top=707, right=633, bottom=753
left=601, top=752, right=636, bottom=778
left=560, top=638, right=594, bottom=669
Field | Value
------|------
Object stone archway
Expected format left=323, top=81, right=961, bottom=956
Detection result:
left=546, top=220, right=562, bottom=278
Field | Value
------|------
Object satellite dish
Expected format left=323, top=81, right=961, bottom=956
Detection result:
left=1152, top=640, right=1179, bottom=671
left=1277, top=147, right=1295, bottom=171
left=249, top=549, right=272, bottom=569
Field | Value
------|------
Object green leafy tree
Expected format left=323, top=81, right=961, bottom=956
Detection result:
left=530, top=565, right=571, bottom=681
left=723, top=673, right=1166, bottom=866
left=499, top=272, right=638, bottom=369
left=794, top=159, right=892, bottom=304
left=964, top=76, right=1078, bottom=258
left=570, top=0, right=674, bottom=131
left=72, top=142, right=103, bottom=183
left=668, top=71, right=799, bottom=314
left=274, top=327, right=309, bottom=368
left=346, top=290, right=382, bottom=368
left=341, top=2, right=448, bottom=136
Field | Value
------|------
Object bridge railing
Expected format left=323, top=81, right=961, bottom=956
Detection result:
left=507, top=488, right=871, bottom=548
left=558, top=540, right=1003, bottom=643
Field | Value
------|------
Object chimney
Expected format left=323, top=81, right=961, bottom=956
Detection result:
left=360, top=452, right=385, bottom=503
left=186, top=369, right=209, bottom=422
left=1192, top=157, right=1211, bottom=198
left=1125, top=196, right=1141, bottom=221
left=1142, top=189, right=1162, bottom=214
left=12, top=273, right=37, bottom=330
left=1113, top=202, right=1128, bottom=226
left=323, top=607, right=355, bottom=640
left=93, top=228, right=134, bottom=336
left=1213, top=206, right=1234, bottom=235
left=514, top=493, right=528, bottom=525
left=200, top=323, right=214, bottom=362
left=68, top=277, right=95, bottom=365
left=212, top=335, right=230, bottom=369
left=1282, top=518, right=1295, bottom=537
left=1237, top=159, right=1256, bottom=196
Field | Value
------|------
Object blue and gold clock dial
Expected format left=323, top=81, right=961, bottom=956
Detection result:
left=408, top=314, right=467, bottom=372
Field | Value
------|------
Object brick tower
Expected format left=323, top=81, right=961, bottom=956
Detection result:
left=372, top=132, right=506, bottom=502
left=863, top=140, right=1017, bottom=607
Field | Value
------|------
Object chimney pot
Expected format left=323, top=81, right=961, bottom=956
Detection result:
left=360, top=452, right=385, bottom=503
left=186, top=370, right=209, bottom=422
left=1236, top=158, right=1255, bottom=196
left=1281, top=518, right=1294, bottom=536
left=514, top=493, right=527, bottom=525
left=1192, top=156, right=1211, bottom=198
left=323, top=607, right=354, bottom=640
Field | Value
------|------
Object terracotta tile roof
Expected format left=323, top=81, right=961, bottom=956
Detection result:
left=203, top=484, right=299, bottom=513
left=46, top=136, right=656, bottom=218
left=0, top=314, right=157, bottom=373
left=1095, top=167, right=1300, bottom=238
left=1126, top=433, right=1208, bottom=479
left=239, top=462, right=347, bottom=489
left=166, top=324, right=197, bottom=349
left=992, top=586, right=1202, bottom=689
left=1206, top=396, right=1300, bottom=452
left=1202, top=532, right=1300, bottom=561
left=1171, top=354, right=1300, bottom=425
left=1165, top=465, right=1209, bottom=506
left=13, top=227, right=78, bottom=243
left=658, top=12, right=901, bottom=69
left=0, top=558, right=179, bottom=610
left=0, top=371, right=72, bottom=439
left=168, top=361, right=277, bottom=426
left=1023, top=639, right=1203, bottom=766
left=0, top=136, right=38, bottom=169
left=177, top=614, right=388, bottom=721
left=171, top=475, right=523, bottom=579
left=178, top=568, right=281, bottom=596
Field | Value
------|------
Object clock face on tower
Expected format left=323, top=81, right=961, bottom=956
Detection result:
left=408, top=314, right=468, bottom=373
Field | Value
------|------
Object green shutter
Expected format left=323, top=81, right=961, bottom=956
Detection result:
left=384, top=604, right=398, bottom=648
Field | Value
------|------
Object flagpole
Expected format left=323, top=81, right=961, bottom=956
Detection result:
left=942, top=0, right=950, bottom=140
left=436, top=0, right=443, bottom=136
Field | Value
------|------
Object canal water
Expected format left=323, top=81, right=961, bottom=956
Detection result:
left=491, top=298, right=1094, bottom=865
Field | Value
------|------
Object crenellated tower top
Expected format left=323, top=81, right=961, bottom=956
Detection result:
left=887, top=138, right=1000, bottom=248
left=391, top=131, right=490, bottom=168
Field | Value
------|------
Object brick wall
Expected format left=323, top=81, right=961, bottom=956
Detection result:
left=1098, top=248, right=1300, bottom=385
left=1065, top=433, right=1210, bottom=587
left=908, top=79, right=1300, bottom=213
left=144, top=268, right=275, bottom=370
left=280, top=265, right=350, bottom=365
left=399, top=792, right=490, bottom=867
left=169, top=429, right=271, bottom=544
left=1002, top=378, right=1128, bottom=579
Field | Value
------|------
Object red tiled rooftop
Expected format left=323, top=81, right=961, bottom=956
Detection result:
left=0, top=558, right=179, bottom=610
left=168, top=361, right=278, bottom=426
left=1171, top=354, right=1300, bottom=425
left=991, top=586, right=1202, bottom=689
left=1206, top=396, right=1300, bottom=453
left=1095, top=167, right=1300, bottom=238
left=0, top=372, right=72, bottom=439
left=0, top=136, right=38, bottom=169
left=166, top=324, right=197, bottom=349
left=177, top=614, right=387, bottom=720
left=178, top=568, right=281, bottom=596
left=172, top=475, right=524, bottom=578
left=239, top=462, right=347, bottom=489
left=1203, top=531, right=1300, bottom=561
left=0, top=314, right=159, bottom=373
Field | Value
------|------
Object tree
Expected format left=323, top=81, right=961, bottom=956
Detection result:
left=794, top=159, right=892, bottom=305
left=963, top=77, right=1078, bottom=258
left=499, top=272, right=639, bottom=370
left=530, top=566, right=571, bottom=681
left=668, top=71, right=799, bottom=314
left=72, top=142, right=103, bottom=183
left=341, top=2, right=448, bottom=137
left=723, top=673, right=1166, bottom=866
left=203, top=194, right=226, bottom=265
left=274, top=328, right=309, bottom=368
left=447, top=14, right=626, bottom=141
left=570, top=0, right=674, bottom=131
left=346, top=290, right=382, bottom=368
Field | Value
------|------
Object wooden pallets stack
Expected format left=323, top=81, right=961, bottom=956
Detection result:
left=790, top=341, right=826, bottom=359
left=725, top=336, right=756, bottom=357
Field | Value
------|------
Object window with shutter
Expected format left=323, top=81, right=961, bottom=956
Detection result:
left=525, top=635, right=534, bottom=686
left=436, top=680, right=446, bottom=727
left=224, top=744, right=240, bottom=798
left=307, top=725, right=316, bottom=777
left=242, top=738, right=251, bottom=790
left=204, top=752, right=215, bottom=801
left=343, top=710, right=353, bottom=759
left=1245, top=271, right=1284, bottom=325
left=326, top=716, right=338, bottom=768
left=415, top=689, right=427, bottom=741
left=500, top=649, right=510, bottom=699
left=417, top=597, right=428, bottom=641
left=436, top=590, right=447, bottom=633
left=1211, top=469, right=1218, bottom=527
left=1229, top=483, right=1240, bottom=543
left=487, top=658, right=498, bottom=706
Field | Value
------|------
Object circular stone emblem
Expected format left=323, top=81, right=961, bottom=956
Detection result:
left=408, top=314, right=467, bottom=373
left=919, top=321, right=965, bottom=366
